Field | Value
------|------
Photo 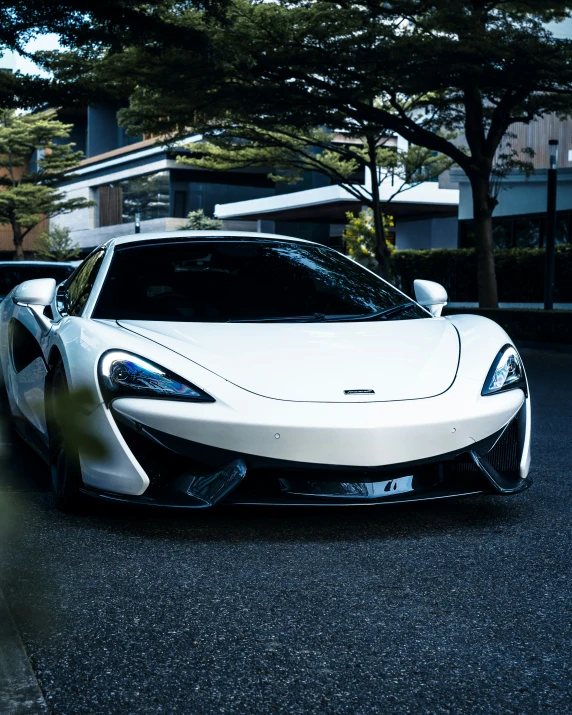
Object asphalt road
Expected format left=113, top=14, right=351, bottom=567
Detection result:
left=0, top=347, right=571, bottom=714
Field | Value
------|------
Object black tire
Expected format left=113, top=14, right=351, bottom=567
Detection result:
left=0, top=366, right=9, bottom=414
left=0, top=366, right=16, bottom=442
left=48, top=362, right=84, bottom=512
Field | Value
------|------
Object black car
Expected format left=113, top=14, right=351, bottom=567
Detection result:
left=0, top=261, right=77, bottom=302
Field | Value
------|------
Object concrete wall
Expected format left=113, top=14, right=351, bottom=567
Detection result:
left=454, top=168, right=572, bottom=221
left=396, top=216, right=458, bottom=250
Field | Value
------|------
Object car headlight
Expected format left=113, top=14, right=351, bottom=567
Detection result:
left=99, top=351, right=214, bottom=402
left=482, top=345, right=526, bottom=396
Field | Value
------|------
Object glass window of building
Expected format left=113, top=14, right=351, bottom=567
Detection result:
left=98, top=171, right=169, bottom=227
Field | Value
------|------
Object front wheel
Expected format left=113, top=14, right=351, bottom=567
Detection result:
left=48, top=363, right=84, bottom=512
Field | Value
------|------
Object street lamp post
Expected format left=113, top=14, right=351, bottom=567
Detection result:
left=544, top=139, right=558, bottom=310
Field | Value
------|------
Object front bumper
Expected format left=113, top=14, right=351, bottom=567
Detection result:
left=80, top=399, right=532, bottom=508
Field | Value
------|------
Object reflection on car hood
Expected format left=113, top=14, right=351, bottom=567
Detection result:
left=118, top=318, right=460, bottom=403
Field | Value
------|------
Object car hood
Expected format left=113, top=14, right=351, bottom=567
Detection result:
left=118, top=318, right=460, bottom=403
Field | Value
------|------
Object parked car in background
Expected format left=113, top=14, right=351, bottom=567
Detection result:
left=0, top=261, right=76, bottom=302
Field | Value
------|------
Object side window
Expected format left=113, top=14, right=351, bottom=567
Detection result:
left=66, top=251, right=105, bottom=317
left=10, top=319, right=43, bottom=373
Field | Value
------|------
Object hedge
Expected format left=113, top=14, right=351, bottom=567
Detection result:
left=391, top=244, right=572, bottom=303
left=443, top=307, right=572, bottom=344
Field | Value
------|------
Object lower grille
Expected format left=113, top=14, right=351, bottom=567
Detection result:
left=486, top=419, right=520, bottom=476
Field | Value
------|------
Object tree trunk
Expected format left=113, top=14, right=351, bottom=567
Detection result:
left=366, top=136, right=392, bottom=281
left=13, top=222, right=25, bottom=261
left=372, top=206, right=392, bottom=282
left=470, top=174, right=498, bottom=308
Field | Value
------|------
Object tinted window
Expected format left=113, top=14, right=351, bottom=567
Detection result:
left=10, top=319, right=43, bottom=373
left=0, top=264, right=74, bottom=299
left=93, top=240, right=427, bottom=322
left=66, top=251, right=105, bottom=317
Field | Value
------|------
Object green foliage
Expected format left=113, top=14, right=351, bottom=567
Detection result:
left=43, top=386, right=107, bottom=460
left=178, top=124, right=450, bottom=281
left=391, top=245, right=572, bottom=303
left=343, top=210, right=395, bottom=271
left=0, top=109, right=92, bottom=258
left=179, top=125, right=452, bottom=207
left=34, top=225, right=81, bottom=262
left=179, top=209, right=223, bottom=231
left=82, top=0, right=572, bottom=306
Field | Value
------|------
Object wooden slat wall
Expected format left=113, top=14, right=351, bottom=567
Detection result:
left=99, top=186, right=123, bottom=227
left=504, top=115, right=572, bottom=169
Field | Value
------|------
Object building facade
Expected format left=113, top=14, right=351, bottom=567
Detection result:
left=54, top=105, right=461, bottom=252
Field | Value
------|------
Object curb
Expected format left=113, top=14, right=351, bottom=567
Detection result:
left=0, top=589, right=46, bottom=713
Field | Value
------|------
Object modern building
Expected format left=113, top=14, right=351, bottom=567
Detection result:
left=455, top=115, right=572, bottom=249
left=51, top=105, right=460, bottom=253
left=214, top=176, right=460, bottom=251
left=16, top=103, right=572, bottom=256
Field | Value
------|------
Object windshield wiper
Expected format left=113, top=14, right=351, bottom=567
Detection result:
left=324, top=303, right=415, bottom=322
left=227, top=314, right=324, bottom=323
left=228, top=305, right=415, bottom=323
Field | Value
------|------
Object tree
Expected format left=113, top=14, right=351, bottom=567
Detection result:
left=0, top=109, right=92, bottom=259
left=179, top=208, right=223, bottom=230
left=178, top=123, right=451, bottom=278
left=103, top=0, right=572, bottom=307
left=34, top=224, right=81, bottom=262
left=343, top=209, right=395, bottom=273
left=0, top=1, right=214, bottom=110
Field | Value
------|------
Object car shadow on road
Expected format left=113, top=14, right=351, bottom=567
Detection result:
left=51, top=490, right=533, bottom=546
left=1, top=410, right=533, bottom=545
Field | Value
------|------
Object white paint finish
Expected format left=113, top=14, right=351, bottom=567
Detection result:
left=0, top=231, right=531, bottom=497
left=519, top=393, right=532, bottom=479
left=78, top=400, right=149, bottom=495
left=10, top=302, right=54, bottom=436
left=118, top=317, right=459, bottom=403
left=112, top=378, right=524, bottom=469
left=413, top=280, right=448, bottom=316
left=13, top=279, right=56, bottom=306
left=13, top=357, right=48, bottom=435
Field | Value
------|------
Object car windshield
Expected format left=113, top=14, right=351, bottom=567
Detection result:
left=0, top=264, right=74, bottom=300
left=93, top=240, right=428, bottom=322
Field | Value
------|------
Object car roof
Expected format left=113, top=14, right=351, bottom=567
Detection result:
left=0, top=260, right=76, bottom=267
left=107, top=230, right=315, bottom=249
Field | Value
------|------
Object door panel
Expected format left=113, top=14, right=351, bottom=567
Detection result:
left=10, top=304, right=53, bottom=440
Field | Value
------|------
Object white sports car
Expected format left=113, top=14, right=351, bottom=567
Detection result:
left=0, top=231, right=531, bottom=511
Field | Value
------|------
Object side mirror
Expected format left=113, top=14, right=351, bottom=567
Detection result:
left=13, top=278, right=57, bottom=307
left=414, top=279, right=448, bottom=317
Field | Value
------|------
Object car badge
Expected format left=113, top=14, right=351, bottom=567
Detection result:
left=344, top=389, right=375, bottom=395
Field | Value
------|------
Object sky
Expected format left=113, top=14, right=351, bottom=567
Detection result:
left=0, top=34, right=61, bottom=76
left=2, top=17, right=572, bottom=76
left=548, top=17, right=572, bottom=38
